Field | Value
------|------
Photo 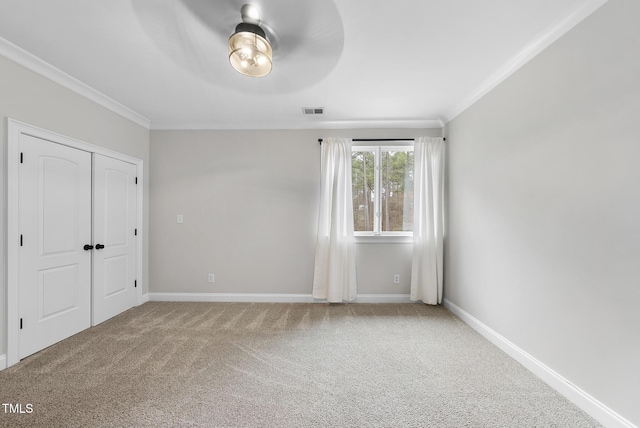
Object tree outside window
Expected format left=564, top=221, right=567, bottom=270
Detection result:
left=352, top=145, right=414, bottom=235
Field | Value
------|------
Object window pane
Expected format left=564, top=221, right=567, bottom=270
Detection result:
left=352, top=150, right=375, bottom=232
left=381, top=150, right=413, bottom=232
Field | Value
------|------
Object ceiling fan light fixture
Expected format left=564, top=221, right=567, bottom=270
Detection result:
left=229, top=6, right=272, bottom=78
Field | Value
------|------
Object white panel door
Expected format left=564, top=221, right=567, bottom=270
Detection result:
left=18, top=135, right=92, bottom=359
left=92, top=154, right=137, bottom=325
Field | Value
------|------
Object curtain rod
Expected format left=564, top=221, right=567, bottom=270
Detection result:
left=318, top=138, right=446, bottom=144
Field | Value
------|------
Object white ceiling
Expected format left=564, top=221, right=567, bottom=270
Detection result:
left=0, top=0, right=607, bottom=130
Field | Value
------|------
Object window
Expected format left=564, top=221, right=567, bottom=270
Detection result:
left=351, top=144, right=414, bottom=235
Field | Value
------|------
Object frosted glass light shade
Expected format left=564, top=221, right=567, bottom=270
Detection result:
left=229, top=23, right=272, bottom=77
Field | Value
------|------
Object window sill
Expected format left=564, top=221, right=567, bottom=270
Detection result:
left=354, top=234, right=413, bottom=244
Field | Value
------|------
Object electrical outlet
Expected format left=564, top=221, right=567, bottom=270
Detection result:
left=208, top=274, right=215, bottom=283
left=177, top=214, right=184, bottom=224
left=393, top=274, right=400, bottom=284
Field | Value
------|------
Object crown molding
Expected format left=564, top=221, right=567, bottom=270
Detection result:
left=0, top=36, right=150, bottom=129
left=442, top=0, right=609, bottom=123
left=152, top=118, right=444, bottom=130
left=315, top=118, right=444, bottom=129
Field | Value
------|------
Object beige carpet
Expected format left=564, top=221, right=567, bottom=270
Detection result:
left=0, top=302, right=600, bottom=427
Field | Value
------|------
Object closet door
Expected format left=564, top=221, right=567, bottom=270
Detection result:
left=18, top=135, right=92, bottom=359
left=92, top=154, right=137, bottom=325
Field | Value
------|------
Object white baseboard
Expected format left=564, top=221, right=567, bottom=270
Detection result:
left=355, top=294, right=412, bottom=303
left=148, top=292, right=413, bottom=304
left=149, top=293, right=316, bottom=303
left=140, top=293, right=150, bottom=304
left=0, top=354, right=6, bottom=371
left=443, top=298, right=636, bottom=428
left=149, top=292, right=317, bottom=303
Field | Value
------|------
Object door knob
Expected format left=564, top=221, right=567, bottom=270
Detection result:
left=83, top=244, right=94, bottom=251
left=95, top=244, right=105, bottom=250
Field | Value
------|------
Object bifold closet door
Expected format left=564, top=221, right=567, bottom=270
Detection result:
left=18, top=135, right=92, bottom=359
left=92, top=154, right=137, bottom=326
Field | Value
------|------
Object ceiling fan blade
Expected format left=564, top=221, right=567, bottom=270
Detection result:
left=131, top=0, right=344, bottom=93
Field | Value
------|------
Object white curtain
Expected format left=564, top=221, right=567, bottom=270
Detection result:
left=312, top=138, right=357, bottom=302
left=410, top=137, right=445, bottom=305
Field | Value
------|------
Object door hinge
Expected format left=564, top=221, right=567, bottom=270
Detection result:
left=134, top=280, right=137, bottom=288
left=134, top=228, right=137, bottom=236
left=135, top=177, right=138, bottom=184
left=20, top=234, right=23, bottom=246
left=20, top=152, right=24, bottom=163
left=20, top=318, right=23, bottom=329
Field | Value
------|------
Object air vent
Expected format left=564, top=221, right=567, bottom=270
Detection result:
left=302, top=107, right=324, bottom=115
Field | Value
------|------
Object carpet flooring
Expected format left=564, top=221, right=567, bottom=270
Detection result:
left=0, top=302, right=601, bottom=427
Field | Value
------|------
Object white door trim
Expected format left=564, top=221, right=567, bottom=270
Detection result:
left=5, top=118, right=144, bottom=368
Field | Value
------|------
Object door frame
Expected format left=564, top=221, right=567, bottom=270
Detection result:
left=5, top=118, right=144, bottom=368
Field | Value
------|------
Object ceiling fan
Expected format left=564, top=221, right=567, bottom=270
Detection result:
left=131, top=0, right=345, bottom=92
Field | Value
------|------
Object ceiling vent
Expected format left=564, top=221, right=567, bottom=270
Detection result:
left=302, top=107, right=324, bottom=115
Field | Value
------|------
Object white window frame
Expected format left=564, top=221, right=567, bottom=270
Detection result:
left=352, top=141, right=414, bottom=243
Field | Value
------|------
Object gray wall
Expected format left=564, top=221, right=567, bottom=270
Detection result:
left=1, top=55, right=150, bottom=357
left=149, top=128, right=440, bottom=296
left=445, top=0, right=640, bottom=424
